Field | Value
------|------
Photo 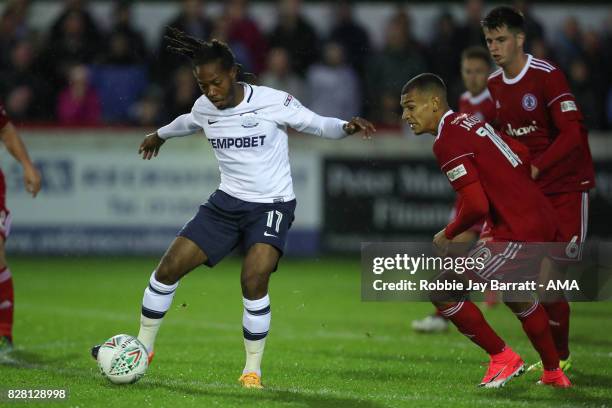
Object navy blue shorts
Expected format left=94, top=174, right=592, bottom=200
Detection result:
left=178, top=190, right=296, bottom=267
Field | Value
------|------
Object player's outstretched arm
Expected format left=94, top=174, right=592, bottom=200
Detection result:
left=138, top=132, right=166, bottom=160
left=0, top=122, right=41, bottom=197
left=140, top=111, right=203, bottom=159
left=343, top=117, right=377, bottom=139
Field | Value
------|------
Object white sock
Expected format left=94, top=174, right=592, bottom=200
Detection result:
left=138, top=271, right=178, bottom=353
left=137, top=315, right=162, bottom=353
left=242, top=294, right=271, bottom=376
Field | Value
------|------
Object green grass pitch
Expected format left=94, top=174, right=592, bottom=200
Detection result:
left=2, top=256, right=611, bottom=407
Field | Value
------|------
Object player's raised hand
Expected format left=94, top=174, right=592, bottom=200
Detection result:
left=23, top=163, right=41, bottom=198
left=343, top=117, right=377, bottom=139
left=138, top=132, right=165, bottom=160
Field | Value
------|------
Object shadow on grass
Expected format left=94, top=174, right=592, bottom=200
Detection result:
left=1, top=350, right=387, bottom=408
left=138, top=379, right=387, bottom=408
left=0, top=349, right=76, bottom=369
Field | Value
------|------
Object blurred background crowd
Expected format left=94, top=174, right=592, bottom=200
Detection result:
left=1, top=0, right=611, bottom=130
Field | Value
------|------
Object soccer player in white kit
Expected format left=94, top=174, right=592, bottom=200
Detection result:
left=92, top=28, right=375, bottom=389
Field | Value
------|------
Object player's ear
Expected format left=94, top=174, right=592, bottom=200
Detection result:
left=515, top=32, right=526, bottom=49
left=431, top=95, right=440, bottom=112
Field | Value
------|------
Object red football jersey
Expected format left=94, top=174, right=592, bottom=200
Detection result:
left=0, top=104, right=9, bottom=129
left=434, top=111, right=557, bottom=242
left=458, top=89, right=497, bottom=125
left=487, top=54, right=595, bottom=194
left=450, top=89, right=497, bottom=235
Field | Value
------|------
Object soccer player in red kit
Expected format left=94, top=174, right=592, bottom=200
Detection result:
left=400, top=73, right=571, bottom=388
left=482, top=6, right=595, bottom=372
left=412, top=46, right=498, bottom=333
left=0, top=104, right=41, bottom=353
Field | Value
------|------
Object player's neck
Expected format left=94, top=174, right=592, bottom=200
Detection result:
left=432, top=107, right=450, bottom=135
left=503, top=52, right=528, bottom=79
left=228, top=83, right=245, bottom=108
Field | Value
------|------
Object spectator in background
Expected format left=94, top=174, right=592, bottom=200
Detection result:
left=0, top=0, right=33, bottom=70
left=365, top=10, right=427, bottom=126
left=0, top=38, right=52, bottom=121
left=568, top=59, right=602, bottom=130
left=208, top=14, right=253, bottom=72
left=39, top=8, right=101, bottom=103
left=156, top=0, right=212, bottom=81
left=225, top=0, right=267, bottom=75
left=556, top=16, right=583, bottom=70
left=48, top=0, right=101, bottom=52
left=259, top=47, right=305, bottom=101
left=458, top=0, right=485, bottom=48
left=57, top=64, right=101, bottom=126
left=164, top=65, right=199, bottom=120
left=130, top=86, right=165, bottom=127
left=102, top=1, right=148, bottom=65
left=513, top=0, right=545, bottom=52
left=305, top=42, right=360, bottom=120
left=582, top=30, right=608, bottom=129
left=268, top=0, right=319, bottom=76
left=328, top=0, right=370, bottom=78
left=428, top=11, right=464, bottom=108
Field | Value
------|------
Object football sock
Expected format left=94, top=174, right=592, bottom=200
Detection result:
left=439, top=300, right=505, bottom=355
left=242, top=294, right=270, bottom=376
left=0, top=267, right=13, bottom=341
left=515, top=302, right=560, bottom=370
left=137, top=271, right=178, bottom=352
left=542, top=300, right=570, bottom=360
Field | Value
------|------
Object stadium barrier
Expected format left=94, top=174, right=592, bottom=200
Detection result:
left=5, top=130, right=612, bottom=255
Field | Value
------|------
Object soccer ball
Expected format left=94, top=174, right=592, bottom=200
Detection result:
left=96, top=334, right=148, bottom=384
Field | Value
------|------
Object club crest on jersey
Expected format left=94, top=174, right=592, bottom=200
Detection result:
left=240, top=111, right=259, bottom=128
left=521, top=93, right=538, bottom=111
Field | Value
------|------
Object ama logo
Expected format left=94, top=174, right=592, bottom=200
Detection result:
left=521, top=93, right=538, bottom=111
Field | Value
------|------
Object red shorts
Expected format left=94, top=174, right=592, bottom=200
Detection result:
left=547, top=191, right=589, bottom=261
left=468, top=241, right=542, bottom=282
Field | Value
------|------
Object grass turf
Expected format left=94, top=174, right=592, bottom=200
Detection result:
left=1, top=256, right=611, bottom=408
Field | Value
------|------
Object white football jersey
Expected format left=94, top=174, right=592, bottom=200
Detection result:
left=158, top=83, right=347, bottom=203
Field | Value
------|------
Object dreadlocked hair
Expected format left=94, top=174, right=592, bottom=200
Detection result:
left=164, top=26, right=256, bottom=83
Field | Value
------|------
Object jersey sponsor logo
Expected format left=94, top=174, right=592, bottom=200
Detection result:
left=284, top=94, right=293, bottom=106
left=208, top=119, right=219, bottom=125
left=505, top=121, right=538, bottom=137
left=560, top=100, right=577, bottom=112
left=263, top=231, right=278, bottom=238
left=209, top=135, right=266, bottom=149
left=521, top=93, right=538, bottom=111
left=446, top=164, right=467, bottom=182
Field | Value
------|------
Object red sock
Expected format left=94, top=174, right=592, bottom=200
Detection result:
left=516, top=303, right=559, bottom=370
left=439, top=301, right=505, bottom=355
left=542, top=300, right=570, bottom=360
left=0, top=267, right=13, bottom=341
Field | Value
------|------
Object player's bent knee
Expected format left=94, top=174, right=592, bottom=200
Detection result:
left=241, top=268, right=271, bottom=298
left=155, top=254, right=183, bottom=285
